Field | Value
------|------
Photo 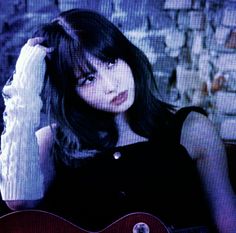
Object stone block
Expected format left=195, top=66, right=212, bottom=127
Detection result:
left=191, top=89, right=209, bottom=107
left=226, top=31, right=236, bottom=49
left=154, top=74, right=174, bottom=99
left=191, top=32, right=203, bottom=55
left=205, top=0, right=223, bottom=13
left=222, top=8, right=236, bottom=27
left=220, top=119, right=236, bottom=141
left=178, top=48, right=191, bottom=65
left=215, top=54, right=236, bottom=71
left=164, top=0, right=192, bottom=9
left=176, top=65, right=203, bottom=94
left=147, top=35, right=166, bottom=54
left=207, top=38, right=236, bottom=53
left=124, top=31, right=158, bottom=64
left=223, top=71, right=236, bottom=91
left=165, top=87, right=182, bottom=105
left=138, top=41, right=158, bottom=64
left=165, top=29, right=186, bottom=49
left=148, top=10, right=176, bottom=30
left=216, top=92, right=236, bottom=114
left=153, top=56, right=177, bottom=77
left=178, top=12, right=189, bottom=29
left=167, top=11, right=177, bottom=21
left=198, top=52, right=212, bottom=83
left=211, top=74, right=227, bottom=93
left=188, top=11, right=205, bottom=30
left=125, top=30, right=148, bottom=41
left=185, top=31, right=194, bottom=48
left=205, top=18, right=215, bottom=37
left=165, top=48, right=181, bottom=58
left=145, top=51, right=159, bottom=65
left=214, top=26, right=231, bottom=45
left=192, top=0, right=204, bottom=9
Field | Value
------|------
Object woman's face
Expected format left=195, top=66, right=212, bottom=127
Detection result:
left=75, top=55, right=135, bottom=113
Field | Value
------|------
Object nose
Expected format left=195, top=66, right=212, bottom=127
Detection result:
left=103, top=76, right=118, bottom=94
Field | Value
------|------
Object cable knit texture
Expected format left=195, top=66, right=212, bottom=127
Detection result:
left=0, top=43, right=45, bottom=200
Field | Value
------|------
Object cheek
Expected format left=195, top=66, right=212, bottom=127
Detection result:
left=76, top=88, right=103, bottom=105
left=121, top=70, right=134, bottom=88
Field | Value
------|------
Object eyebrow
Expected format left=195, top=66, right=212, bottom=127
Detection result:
left=76, top=61, right=97, bottom=79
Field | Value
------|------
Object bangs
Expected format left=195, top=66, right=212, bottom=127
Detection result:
left=73, top=38, right=122, bottom=79
left=38, top=10, right=130, bottom=85
left=84, top=39, right=121, bottom=63
left=77, top=18, right=126, bottom=63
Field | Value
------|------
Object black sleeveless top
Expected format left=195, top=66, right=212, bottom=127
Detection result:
left=39, top=107, right=213, bottom=231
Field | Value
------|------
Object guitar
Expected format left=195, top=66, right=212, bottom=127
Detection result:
left=0, top=210, right=209, bottom=233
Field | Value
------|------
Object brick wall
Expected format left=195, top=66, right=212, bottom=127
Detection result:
left=0, top=0, right=236, bottom=141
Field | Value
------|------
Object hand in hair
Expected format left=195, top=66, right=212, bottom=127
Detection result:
left=0, top=38, right=53, bottom=202
left=3, top=37, right=52, bottom=98
left=27, top=37, right=54, bottom=52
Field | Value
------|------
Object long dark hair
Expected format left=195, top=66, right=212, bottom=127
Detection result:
left=34, top=9, right=174, bottom=159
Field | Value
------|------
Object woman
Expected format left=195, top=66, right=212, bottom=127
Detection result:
left=0, top=9, right=236, bottom=233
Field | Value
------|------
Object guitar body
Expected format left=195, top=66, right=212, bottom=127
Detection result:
left=0, top=210, right=170, bottom=233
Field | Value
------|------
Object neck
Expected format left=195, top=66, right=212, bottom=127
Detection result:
left=114, top=113, right=148, bottom=147
left=114, top=113, right=130, bottom=133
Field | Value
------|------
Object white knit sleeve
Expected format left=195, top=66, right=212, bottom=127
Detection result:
left=0, top=43, right=46, bottom=200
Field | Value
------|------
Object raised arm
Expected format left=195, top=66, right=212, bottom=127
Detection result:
left=0, top=38, right=53, bottom=208
left=4, top=125, right=55, bottom=210
left=181, top=112, right=236, bottom=233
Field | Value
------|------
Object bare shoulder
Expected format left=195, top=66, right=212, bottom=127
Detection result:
left=36, top=124, right=56, bottom=154
left=36, top=124, right=57, bottom=190
left=180, top=111, right=225, bottom=160
left=36, top=124, right=56, bottom=142
left=180, top=112, right=236, bottom=232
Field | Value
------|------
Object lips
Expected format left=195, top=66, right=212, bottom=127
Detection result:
left=111, top=91, right=128, bottom=105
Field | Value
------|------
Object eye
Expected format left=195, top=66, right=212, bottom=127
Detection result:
left=107, top=59, right=118, bottom=69
left=77, top=74, right=96, bottom=87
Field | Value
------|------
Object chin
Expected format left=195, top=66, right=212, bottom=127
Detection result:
left=109, top=101, right=133, bottom=113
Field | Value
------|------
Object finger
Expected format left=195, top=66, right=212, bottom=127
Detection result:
left=45, top=47, right=54, bottom=53
left=27, top=37, right=45, bottom=46
left=35, top=44, right=54, bottom=53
